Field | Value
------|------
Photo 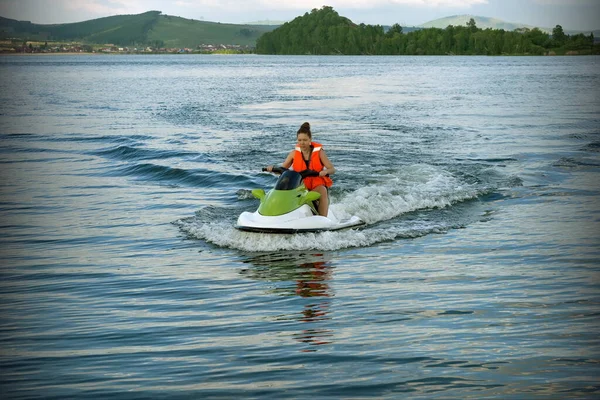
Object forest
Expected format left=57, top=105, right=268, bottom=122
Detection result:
left=256, top=6, right=598, bottom=56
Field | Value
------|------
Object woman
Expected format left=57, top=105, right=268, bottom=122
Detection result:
left=266, top=122, right=335, bottom=217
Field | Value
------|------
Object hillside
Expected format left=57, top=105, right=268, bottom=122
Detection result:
left=0, top=11, right=162, bottom=43
left=256, top=6, right=598, bottom=55
left=421, top=15, right=536, bottom=31
left=0, top=11, right=276, bottom=47
left=147, top=15, right=274, bottom=48
left=2, top=9, right=598, bottom=51
left=256, top=6, right=359, bottom=54
left=420, top=14, right=599, bottom=37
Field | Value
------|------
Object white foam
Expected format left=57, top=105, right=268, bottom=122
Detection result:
left=332, top=164, right=481, bottom=224
left=176, top=218, right=452, bottom=252
left=176, top=164, right=484, bottom=252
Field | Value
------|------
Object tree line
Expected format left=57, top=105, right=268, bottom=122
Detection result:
left=256, top=6, right=598, bottom=55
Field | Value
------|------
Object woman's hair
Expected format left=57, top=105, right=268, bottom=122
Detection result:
left=297, top=122, right=311, bottom=138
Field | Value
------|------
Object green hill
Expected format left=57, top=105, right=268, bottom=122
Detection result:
left=420, top=15, right=537, bottom=31
left=256, top=6, right=598, bottom=55
left=3, top=9, right=597, bottom=51
left=0, top=11, right=276, bottom=47
left=256, top=6, right=367, bottom=54
left=0, top=11, right=162, bottom=44
left=420, top=14, right=599, bottom=37
left=147, top=15, right=273, bottom=47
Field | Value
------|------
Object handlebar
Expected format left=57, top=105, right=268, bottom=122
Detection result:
left=262, top=167, right=328, bottom=178
left=299, top=169, right=320, bottom=178
left=262, top=166, right=287, bottom=174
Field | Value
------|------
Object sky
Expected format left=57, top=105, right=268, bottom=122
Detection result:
left=0, top=0, right=598, bottom=31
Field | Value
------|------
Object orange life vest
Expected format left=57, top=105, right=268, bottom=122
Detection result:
left=292, top=141, right=333, bottom=190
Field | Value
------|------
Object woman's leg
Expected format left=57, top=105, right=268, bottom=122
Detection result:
left=313, top=185, right=329, bottom=217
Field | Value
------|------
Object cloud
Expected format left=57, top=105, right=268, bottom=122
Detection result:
left=257, top=0, right=488, bottom=9
left=172, top=0, right=488, bottom=11
left=0, top=0, right=490, bottom=25
left=62, top=0, right=147, bottom=16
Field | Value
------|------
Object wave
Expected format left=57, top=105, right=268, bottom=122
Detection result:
left=175, top=218, right=466, bottom=252
left=90, top=145, right=197, bottom=162
left=582, top=141, right=600, bottom=153
left=553, top=156, right=600, bottom=168
left=454, top=157, right=518, bottom=163
left=110, top=163, right=252, bottom=188
left=333, top=164, right=487, bottom=224
left=57, top=134, right=155, bottom=143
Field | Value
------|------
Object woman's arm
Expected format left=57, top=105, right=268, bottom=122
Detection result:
left=266, top=150, right=294, bottom=171
left=282, top=150, right=294, bottom=169
left=319, top=149, right=335, bottom=176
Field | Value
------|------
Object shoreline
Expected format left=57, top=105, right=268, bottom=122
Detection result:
left=0, top=52, right=250, bottom=56
left=1, top=52, right=597, bottom=57
left=0, top=52, right=109, bottom=56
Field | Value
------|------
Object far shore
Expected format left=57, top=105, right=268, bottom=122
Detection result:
left=0, top=52, right=207, bottom=56
left=0, top=52, right=250, bottom=56
left=0, top=52, right=103, bottom=56
left=0, top=51, right=594, bottom=57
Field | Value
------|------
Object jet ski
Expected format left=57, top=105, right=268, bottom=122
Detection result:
left=236, top=167, right=365, bottom=234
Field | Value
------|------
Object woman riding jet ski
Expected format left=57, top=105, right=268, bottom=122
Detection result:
left=269, top=121, right=334, bottom=217
left=237, top=121, right=364, bottom=233
left=235, top=167, right=365, bottom=233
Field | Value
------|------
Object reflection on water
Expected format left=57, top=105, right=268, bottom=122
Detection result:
left=240, top=252, right=334, bottom=351
left=295, top=260, right=332, bottom=350
left=295, top=260, right=331, bottom=299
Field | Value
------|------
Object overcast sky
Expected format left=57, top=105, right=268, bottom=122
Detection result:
left=0, top=0, right=598, bottom=31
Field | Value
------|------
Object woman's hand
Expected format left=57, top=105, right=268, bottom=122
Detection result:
left=266, top=165, right=273, bottom=172
left=319, top=170, right=328, bottom=177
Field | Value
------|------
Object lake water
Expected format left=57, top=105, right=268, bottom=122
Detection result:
left=0, top=54, right=599, bottom=398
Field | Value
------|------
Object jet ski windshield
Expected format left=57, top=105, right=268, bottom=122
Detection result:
left=274, top=170, right=303, bottom=190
